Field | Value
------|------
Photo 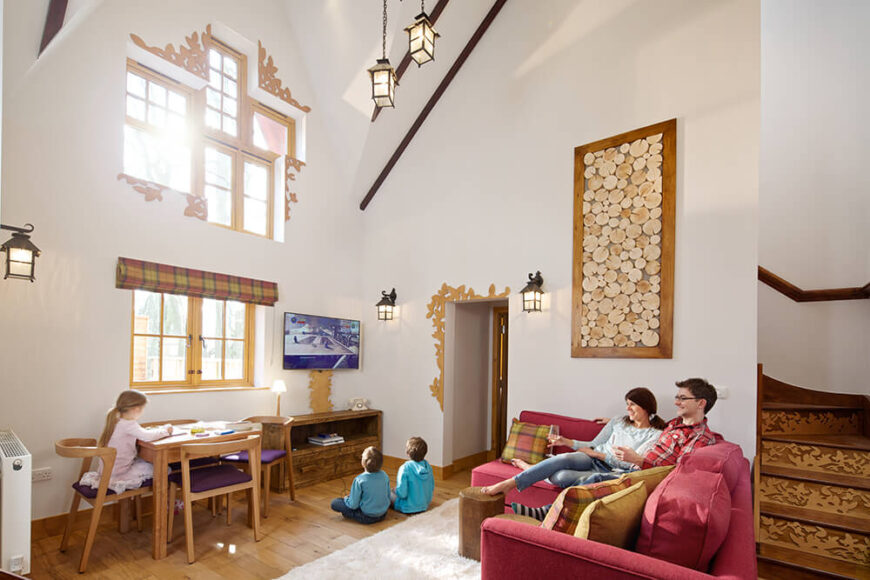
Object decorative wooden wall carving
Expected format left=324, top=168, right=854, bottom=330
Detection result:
left=762, top=440, right=869, bottom=477
left=117, top=174, right=208, bottom=221
left=759, top=475, right=870, bottom=518
left=761, top=409, right=861, bottom=436
left=426, top=283, right=510, bottom=411
left=308, top=370, right=334, bottom=413
left=759, top=515, right=869, bottom=565
left=130, top=26, right=211, bottom=81
left=572, top=119, right=676, bottom=358
left=284, top=156, right=305, bottom=221
left=258, top=41, right=311, bottom=113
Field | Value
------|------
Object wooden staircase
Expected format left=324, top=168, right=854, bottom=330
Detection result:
left=755, top=369, right=870, bottom=579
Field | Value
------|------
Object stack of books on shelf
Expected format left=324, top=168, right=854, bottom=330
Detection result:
left=307, top=432, right=345, bottom=446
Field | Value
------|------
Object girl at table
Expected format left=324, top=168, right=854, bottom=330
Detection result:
left=79, top=390, right=173, bottom=494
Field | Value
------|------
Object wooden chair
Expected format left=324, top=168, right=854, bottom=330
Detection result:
left=167, top=435, right=262, bottom=563
left=220, top=416, right=295, bottom=517
left=55, top=438, right=153, bottom=573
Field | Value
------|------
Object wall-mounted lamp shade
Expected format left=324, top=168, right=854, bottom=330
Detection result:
left=376, top=288, right=397, bottom=320
left=405, top=12, right=439, bottom=66
left=270, top=379, right=287, bottom=394
left=520, top=271, right=544, bottom=312
left=0, top=224, right=40, bottom=282
left=368, top=59, right=397, bottom=108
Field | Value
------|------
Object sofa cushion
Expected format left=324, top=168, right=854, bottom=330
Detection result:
left=519, top=411, right=604, bottom=455
left=471, top=460, right=562, bottom=511
left=636, top=467, right=731, bottom=571
left=541, top=479, right=631, bottom=535
left=575, top=481, right=647, bottom=549
left=501, top=419, right=550, bottom=465
left=678, top=442, right=744, bottom=493
left=620, top=465, right=675, bottom=495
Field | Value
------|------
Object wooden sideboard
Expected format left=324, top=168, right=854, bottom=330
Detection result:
left=289, top=409, right=382, bottom=488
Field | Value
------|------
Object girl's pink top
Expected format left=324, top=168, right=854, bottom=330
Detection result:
left=104, top=419, right=169, bottom=479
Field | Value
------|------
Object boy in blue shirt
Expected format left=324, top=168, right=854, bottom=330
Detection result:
left=391, top=436, right=434, bottom=514
left=330, top=446, right=390, bottom=524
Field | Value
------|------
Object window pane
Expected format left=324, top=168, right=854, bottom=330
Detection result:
left=123, top=125, right=191, bottom=193
left=126, top=96, right=146, bottom=121
left=206, top=88, right=221, bottom=110
left=226, top=301, right=245, bottom=339
left=133, top=290, right=161, bottom=334
left=222, top=116, right=237, bottom=137
left=148, top=104, right=166, bottom=128
left=205, top=107, right=221, bottom=129
left=222, top=96, right=237, bottom=116
left=244, top=162, right=268, bottom=200
left=208, top=69, right=221, bottom=89
left=167, top=91, right=186, bottom=114
left=166, top=113, right=186, bottom=138
left=209, top=49, right=222, bottom=70
left=204, top=148, right=232, bottom=189
left=252, top=111, right=288, bottom=155
left=162, top=294, right=188, bottom=336
left=244, top=198, right=267, bottom=235
left=202, top=298, right=224, bottom=338
left=204, top=185, right=231, bottom=226
left=223, top=77, right=237, bottom=98
left=162, top=338, right=187, bottom=381
left=132, top=336, right=160, bottom=382
left=127, top=72, right=146, bottom=98
left=201, top=338, right=222, bottom=380
left=225, top=341, right=244, bottom=380
left=148, top=82, right=166, bottom=106
left=223, top=57, right=238, bottom=79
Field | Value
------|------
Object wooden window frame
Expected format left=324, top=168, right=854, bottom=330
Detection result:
left=129, top=290, right=255, bottom=391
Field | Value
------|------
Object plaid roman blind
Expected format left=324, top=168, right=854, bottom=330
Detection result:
left=116, top=257, right=278, bottom=306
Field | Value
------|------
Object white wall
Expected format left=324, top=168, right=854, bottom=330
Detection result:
left=759, top=0, right=870, bottom=394
left=361, top=0, right=760, bottom=465
left=0, top=0, right=366, bottom=519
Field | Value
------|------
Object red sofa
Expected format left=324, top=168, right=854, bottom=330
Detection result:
left=476, top=412, right=757, bottom=579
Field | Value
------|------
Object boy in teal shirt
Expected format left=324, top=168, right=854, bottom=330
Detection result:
left=331, top=446, right=390, bottom=524
left=392, top=436, right=434, bottom=514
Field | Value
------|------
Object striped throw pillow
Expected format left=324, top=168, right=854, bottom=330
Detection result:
left=500, top=419, right=550, bottom=465
left=541, top=478, right=632, bottom=535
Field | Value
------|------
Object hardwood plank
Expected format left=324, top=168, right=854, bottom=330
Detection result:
left=763, top=433, right=870, bottom=451
left=760, top=502, right=870, bottom=534
left=30, top=464, right=472, bottom=578
left=757, top=543, right=870, bottom=579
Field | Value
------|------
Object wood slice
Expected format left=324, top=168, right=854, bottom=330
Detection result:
left=640, top=309, right=653, bottom=321
left=643, top=293, right=660, bottom=310
left=591, top=201, right=604, bottom=215
left=581, top=339, right=588, bottom=347
left=596, top=314, right=608, bottom=327
left=594, top=150, right=604, bottom=158
left=595, top=189, right=608, bottom=202
left=590, top=327, right=604, bottom=339
left=636, top=280, right=651, bottom=293
left=584, top=213, right=596, bottom=226
left=591, top=288, right=605, bottom=301
left=592, top=247, right=609, bottom=262
left=646, top=133, right=663, bottom=144
left=654, top=177, right=662, bottom=193
left=583, top=152, right=596, bottom=165
left=645, top=260, right=661, bottom=275
left=643, top=244, right=661, bottom=261
left=594, top=157, right=604, bottom=169
left=609, top=309, right=625, bottom=324
left=649, top=207, right=662, bottom=220
left=617, top=178, right=628, bottom=190
left=626, top=311, right=638, bottom=323
left=630, top=170, right=647, bottom=185
left=618, top=320, right=634, bottom=334
left=621, top=238, right=635, bottom=251
left=582, top=201, right=592, bottom=214
left=634, top=257, right=647, bottom=269
left=609, top=228, right=626, bottom=244
left=634, top=318, right=649, bottom=332
left=629, top=139, right=649, bottom=157
left=584, top=167, right=596, bottom=179
left=598, top=337, right=614, bottom=347
left=604, top=283, right=621, bottom=298
left=618, top=283, right=635, bottom=298
left=619, top=143, right=630, bottom=153
left=606, top=254, right=621, bottom=270
left=620, top=198, right=633, bottom=211
left=649, top=143, right=663, bottom=155
left=582, top=276, right=599, bottom=291
left=620, top=208, right=631, bottom=219
left=614, top=334, right=628, bottom=347
left=636, top=235, right=649, bottom=248
left=650, top=275, right=661, bottom=285
left=588, top=338, right=598, bottom=347
left=599, top=298, right=614, bottom=314
left=649, top=318, right=660, bottom=329
left=626, top=224, right=642, bottom=238
left=650, top=284, right=660, bottom=293
left=653, top=308, right=660, bottom=316
left=583, top=190, right=595, bottom=202
left=609, top=217, right=620, bottom=227
left=581, top=293, right=592, bottom=304
left=595, top=213, right=609, bottom=226
left=647, top=154, right=663, bottom=168
left=643, top=192, right=662, bottom=209
left=619, top=260, right=632, bottom=274
left=630, top=206, right=650, bottom=224
left=628, top=268, right=643, bottom=282
left=604, top=269, right=618, bottom=283
left=583, top=236, right=598, bottom=253
left=616, top=163, right=632, bottom=179
left=632, top=195, right=644, bottom=208
left=630, top=331, right=641, bottom=342
left=603, top=324, right=618, bottom=338
left=641, top=330, right=659, bottom=347
left=604, top=148, right=617, bottom=161
left=608, top=189, right=625, bottom=204
left=646, top=167, right=661, bottom=182
left=589, top=223, right=603, bottom=236
left=650, top=234, right=661, bottom=244
left=607, top=204, right=622, bottom=217
left=632, top=157, right=647, bottom=171
left=603, top=175, right=618, bottom=190
left=583, top=261, right=598, bottom=277
left=615, top=153, right=625, bottom=164
left=628, top=247, right=643, bottom=260
left=619, top=250, right=629, bottom=261
left=616, top=272, right=629, bottom=284
left=623, top=184, right=638, bottom=198
left=643, top=219, right=662, bottom=236
left=588, top=176, right=603, bottom=190
left=638, top=182, right=654, bottom=197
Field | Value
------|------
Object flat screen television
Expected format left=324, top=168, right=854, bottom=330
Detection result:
left=283, top=312, right=360, bottom=370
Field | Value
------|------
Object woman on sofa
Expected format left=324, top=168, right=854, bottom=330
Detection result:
left=481, top=387, right=666, bottom=496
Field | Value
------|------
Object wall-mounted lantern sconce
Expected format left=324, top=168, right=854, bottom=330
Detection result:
left=520, top=271, right=544, bottom=312
left=404, top=1, right=439, bottom=67
left=271, top=379, right=287, bottom=416
left=376, top=288, right=397, bottom=320
left=1, top=223, right=41, bottom=282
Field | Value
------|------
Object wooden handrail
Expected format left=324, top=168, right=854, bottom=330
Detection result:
left=758, top=266, right=870, bottom=302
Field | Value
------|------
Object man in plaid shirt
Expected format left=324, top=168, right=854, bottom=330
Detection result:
left=614, top=378, right=718, bottom=469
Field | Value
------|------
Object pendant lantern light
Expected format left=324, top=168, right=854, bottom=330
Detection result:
left=368, top=0, right=398, bottom=108
left=404, top=1, right=439, bottom=66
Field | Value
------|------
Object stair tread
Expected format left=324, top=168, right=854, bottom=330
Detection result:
left=763, top=433, right=870, bottom=451
left=760, top=501, right=870, bottom=534
left=762, top=402, right=864, bottom=411
left=761, top=464, right=870, bottom=490
left=757, top=544, right=870, bottom=579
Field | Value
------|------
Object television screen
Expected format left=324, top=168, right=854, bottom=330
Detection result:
left=283, top=312, right=360, bottom=370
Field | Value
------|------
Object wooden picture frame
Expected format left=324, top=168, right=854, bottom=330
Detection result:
left=571, top=119, right=676, bottom=358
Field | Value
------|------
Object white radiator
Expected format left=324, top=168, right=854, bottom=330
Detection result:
left=0, top=429, right=31, bottom=575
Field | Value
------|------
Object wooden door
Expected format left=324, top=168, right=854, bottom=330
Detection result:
left=491, top=306, right=509, bottom=457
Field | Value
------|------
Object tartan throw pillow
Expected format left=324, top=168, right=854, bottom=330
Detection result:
left=500, top=419, right=550, bottom=465
left=541, top=478, right=632, bottom=535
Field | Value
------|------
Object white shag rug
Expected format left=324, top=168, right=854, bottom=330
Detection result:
left=279, top=499, right=480, bottom=579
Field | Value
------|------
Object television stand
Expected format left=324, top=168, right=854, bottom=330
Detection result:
left=288, top=409, right=382, bottom=488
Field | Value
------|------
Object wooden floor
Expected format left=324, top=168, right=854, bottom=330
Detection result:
left=31, top=466, right=472, bottom=579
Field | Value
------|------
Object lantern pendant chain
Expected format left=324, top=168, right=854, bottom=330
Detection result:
left=382, top=0, right=388, bottom=59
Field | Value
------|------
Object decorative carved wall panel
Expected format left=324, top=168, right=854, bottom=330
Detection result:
left=284, top=156, right=305, bottom=221
left=759, top=475, right=870, bottom=518
left=762, top=410, right=861, bottom=436
left=426, top=283, right=510, bottom=411
left=572, top=119, right=675, bottom=358
left=761, top=440, right=870, bottom=477
left=130, top=26, right=211, bottom=80
left=258, top=41, right=311, bottom=113
left=759, top=515, right=869, bottom=565
left=308, top=370, right=334, bottom=413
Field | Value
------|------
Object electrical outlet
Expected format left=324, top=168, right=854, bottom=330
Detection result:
left=9, top=555, right=24, bottom=572
left=715, top=385, right=730, bottom=399
left=32, top=467, right=52, bottom=482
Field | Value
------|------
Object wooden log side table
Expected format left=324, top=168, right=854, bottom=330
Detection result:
left=458, top=486, right=504, bottom=561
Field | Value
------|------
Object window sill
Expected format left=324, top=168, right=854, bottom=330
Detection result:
left=138, top=385, right=269, bottom=395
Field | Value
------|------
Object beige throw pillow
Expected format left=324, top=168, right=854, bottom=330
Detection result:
left=574, top=481, right=648, bottom=549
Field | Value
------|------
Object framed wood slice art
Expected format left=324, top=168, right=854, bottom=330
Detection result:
left=572, top=119, right=676, bottom=358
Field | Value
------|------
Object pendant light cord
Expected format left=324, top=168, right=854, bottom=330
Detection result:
left=382, top=0, right=388, bottom=59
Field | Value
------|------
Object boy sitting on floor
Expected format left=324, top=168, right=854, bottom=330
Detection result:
left=331, top=446, right=391, bottom=524
left=391, top=436, right=435, bottom=514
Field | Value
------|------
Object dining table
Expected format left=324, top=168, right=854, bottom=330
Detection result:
left=136, top=421, right=262, bottom=559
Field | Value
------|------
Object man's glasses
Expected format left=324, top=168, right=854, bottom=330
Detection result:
left=674, top=395, right=701, bottom=402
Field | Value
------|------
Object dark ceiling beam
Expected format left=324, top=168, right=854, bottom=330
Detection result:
left=360, top=0, right=508, bottom=211
left=39, top=0, right=69, bottom=56
left=371, top=0, right=450, bottom=122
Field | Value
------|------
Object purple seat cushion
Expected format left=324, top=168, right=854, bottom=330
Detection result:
left=168, top=464, right=251, bottom=493
left=222, top=449, right=286, bottom=464
left=72, top=478, right=153, bottom=499
left=168, top=456, right=221, bottom=471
